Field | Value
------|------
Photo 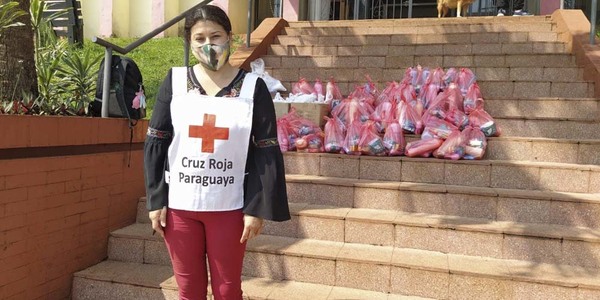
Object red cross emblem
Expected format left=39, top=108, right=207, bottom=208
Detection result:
left=189, top=114, right=230, bottom=153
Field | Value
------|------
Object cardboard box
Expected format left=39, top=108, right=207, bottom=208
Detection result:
left=273, top=102, right=290, bottom=119
left=290, top=102, right=330, bottom=128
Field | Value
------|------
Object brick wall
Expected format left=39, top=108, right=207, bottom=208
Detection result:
left=0, top=115, right=148, bottom=299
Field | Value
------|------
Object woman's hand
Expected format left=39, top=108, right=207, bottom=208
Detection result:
left=240, top=214, right=263, bottom=243
left=149, top=207, right=168, bottom=238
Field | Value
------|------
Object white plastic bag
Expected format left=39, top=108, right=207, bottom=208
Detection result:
left=250, top=58, right=287, bottom=93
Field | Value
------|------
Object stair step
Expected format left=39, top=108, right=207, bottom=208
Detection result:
left=275, top=79, right=594, bottom=100
left=72, top=261, right=174, bottom=300
left=263, top=204, right=600, bottom=268
left=494, top=117, right=600, bottom=139
left=268, top=42, right=570, bottom=56
left=484, top=136, right=600, bottom=165
left=283, top=174, right=600, bottom=228
left=72, top=260, right=430, bottom=300
left=280, top=134, right=600, bottom=165
left=281, top=22, right=555, bottom=36
left=264, top=56, right=579, bottom=74
left=283, top=152, right=600, bottom=193
left=98, top=226, right=600, bottom=299
left=286, top=16, right=552, bottom=28
left=484, top=98, right=598, bottom=119
left=244, top=235, right=600, bottom=299
left=275, top=31, right=561, bottom=46
left=266, top=54, right=576, bottom=69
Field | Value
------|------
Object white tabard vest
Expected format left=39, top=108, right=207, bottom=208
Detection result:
left=166, top=67, right=257, bottom=211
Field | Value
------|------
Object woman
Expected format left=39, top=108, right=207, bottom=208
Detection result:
left=144, top=5, right=290, bottom=300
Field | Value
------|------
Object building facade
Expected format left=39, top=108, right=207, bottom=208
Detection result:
left=81, top=0, right=572, bottom=39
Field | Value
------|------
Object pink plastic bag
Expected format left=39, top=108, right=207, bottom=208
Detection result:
left=375, top=81, right=401, bottom=107
left=397, top=101, right=423, bottom=134
left=445, top=108, right=469, bottom=130
left=349, top=85, right=376, bottom=108
left=364, top=74, right=380, bottom=100
left=332, top=98, right=371, bottom=127
left=292, top=78, right=315, bottom=95
left=371, top=100, right=396, bottom=133
left=343, top=120, right=362, bottom=155
left=285, top=107, right=322, bottom=137
left=468, top=108, right=501, bottom=137
left=326, top=77, right=344, bottom=109
left=324, top=116, right=345, bottom=153
left=276, top=118, right=292, bottom=152
left=443, top=68, right=458, bottom=86
left=463, top=82, right=484, bottom=114
left=405, top=138, right=443, bottom=157
left=358, top=121, right=386, bottom=156
left=383, top=122, right=406, bottom=156
left=295, top=133, right=324, bottom=153
left=314, top=78, right=324, bottom=97
left=424, top=118, right=459, bottom=139
left=458, top=68, right=477, bottom=96
left=433, top=129, right=465, bottom=160
left=462, top=125, right=487, bottom=160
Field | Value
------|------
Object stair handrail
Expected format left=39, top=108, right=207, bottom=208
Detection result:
left=93, top=0, right=213, bottom=118
left=592, top=0, right=598, bottom=45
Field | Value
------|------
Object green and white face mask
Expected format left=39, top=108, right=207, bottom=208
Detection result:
left=194, top=40, right=231, bottom=71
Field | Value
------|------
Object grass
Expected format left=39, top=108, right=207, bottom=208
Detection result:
left=84, top=37, right=188, bottom=118
left=83, top=34, right=243, bottom=118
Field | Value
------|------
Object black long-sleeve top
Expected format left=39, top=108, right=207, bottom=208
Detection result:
left=144, top=67, right=290, bottom=222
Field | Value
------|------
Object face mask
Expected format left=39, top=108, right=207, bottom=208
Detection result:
left=194, top=40, right=230, bottom=71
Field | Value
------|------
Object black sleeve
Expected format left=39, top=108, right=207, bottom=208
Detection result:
left=144, top=69, right=173, bottom=211
left=243, top=77, right=291, bottom=221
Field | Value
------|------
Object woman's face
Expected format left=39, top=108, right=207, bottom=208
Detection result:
left=190, top=20, right=231, bottom=71
left=190, top=20, right=229, bottom=48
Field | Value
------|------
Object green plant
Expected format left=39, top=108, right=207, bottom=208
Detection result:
left=0, top=1, right=26, bottom=34
left=9, top=0, right=102, bottom=116
left=55, top=46, right=102, bottom=115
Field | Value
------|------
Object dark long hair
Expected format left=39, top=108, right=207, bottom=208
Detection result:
left=184, top=5, right=232, bottom=42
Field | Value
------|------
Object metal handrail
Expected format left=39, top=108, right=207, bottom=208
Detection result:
left=247, top=0, right=253, bottom=47
left=592, top=0, right=598, bottom=45
left=93, top=0, right=213, bottom=118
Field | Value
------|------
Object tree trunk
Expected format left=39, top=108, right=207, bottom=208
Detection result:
left=0, top=0, right=37, bottom=100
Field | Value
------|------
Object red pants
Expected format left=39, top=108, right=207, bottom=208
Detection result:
left=164, top=208, right=246, bottom=300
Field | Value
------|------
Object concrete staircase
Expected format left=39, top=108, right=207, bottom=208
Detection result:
left=72, top=16, right=600, bottom=299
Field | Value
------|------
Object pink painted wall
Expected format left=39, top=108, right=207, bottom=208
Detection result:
left=99, top=0, right=112, bottom=36
left=212, top=0, right=229, bottom=12
left=540, top=0, right=561, bottom=15
left=152, top=0, right=165, bottom=38
left=283, top=0, right=300, bottom=21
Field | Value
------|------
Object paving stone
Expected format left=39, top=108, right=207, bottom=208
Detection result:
left=242, top=252, right=285, bottom=280
left=336, top=261, right=391, bottom=293
left=354, top=187, right=401, bottom=210
left=502, top=235, right=562, bottom=265
left=391, top=267, right=449, bottom=299
left=108, top=237, right=143, bottom=263
left=359, top=157, right=402, bottom=181
left=282, top=256, right=336, bottom=285
left=538, top=168, right=589, bottom=193
left=298, top=215, right=344, bottom=242
left=448, top=275, right=512, bottom=300
left=402, top=160, right=445, bottom=184
left=444, top=162, right=491, bottom=187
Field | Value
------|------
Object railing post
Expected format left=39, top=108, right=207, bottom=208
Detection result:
left=560, top=0, right=564, bottom=10
left=247, top=0, right=253, bottom=48
left=408, top=0, right=413, bottom=18
left=94, top=0, right=213, bottom=118
left=101, top=47, right=113, bottom=118
left=184, top=38, right=190, bottom=67
left=592, top=0, right=598, bottom=45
